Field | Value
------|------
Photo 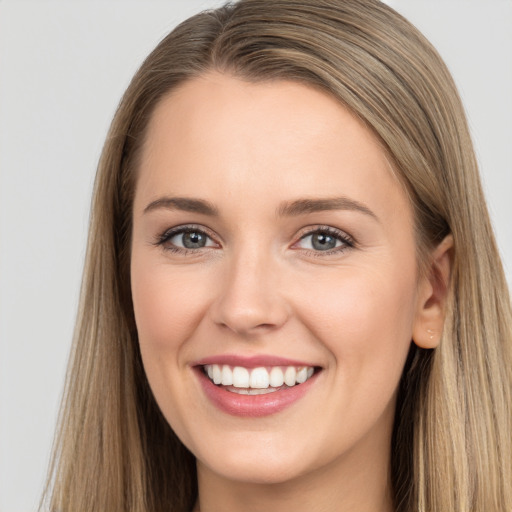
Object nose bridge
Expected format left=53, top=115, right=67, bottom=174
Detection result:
left=211, top=239, right=288, bottom=336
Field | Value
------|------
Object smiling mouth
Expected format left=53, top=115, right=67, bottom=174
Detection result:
left=203, top=364, right=317, bottom=395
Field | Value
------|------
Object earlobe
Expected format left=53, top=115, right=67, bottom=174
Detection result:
left=412, top=235, right=454, bottom=349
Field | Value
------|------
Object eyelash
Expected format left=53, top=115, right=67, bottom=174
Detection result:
left=154, top=224, right=355, bottom=257
left=295, top=225, right=355, bottom=257
left=153, top=224, right=219, bottom=256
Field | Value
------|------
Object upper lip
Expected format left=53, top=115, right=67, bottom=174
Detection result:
left=192, top=354, right=319, bottom=368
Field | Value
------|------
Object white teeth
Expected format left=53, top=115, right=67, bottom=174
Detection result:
left=269, top=366, right=285, bottom=387
left=296, top=367, right=308, bottom=384
left=230, top=387, right=279, bottom=395
left=221, top=365, right=233, bottom=386
left=250, top=367, right=270, bottom=389
left=212, top=364, right=222, bottom=384
left=284, top=366, right=296, bottom=386
left=204, top=364, right=316, bottom=389
left=232, top=366, right=250, bottom=388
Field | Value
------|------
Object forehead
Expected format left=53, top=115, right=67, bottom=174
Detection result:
left=135, top=72, right=410, bottom=224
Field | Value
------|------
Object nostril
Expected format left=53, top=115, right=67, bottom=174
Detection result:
left=215, top=316, right=286, bottom=337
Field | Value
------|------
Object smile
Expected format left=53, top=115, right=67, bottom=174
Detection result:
left=195, top=357, right=321, bottom=417
left=203, top=364, right=316, bottom=394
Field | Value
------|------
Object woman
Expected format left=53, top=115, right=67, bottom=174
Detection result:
left=42, top=1, right=512, bottom=511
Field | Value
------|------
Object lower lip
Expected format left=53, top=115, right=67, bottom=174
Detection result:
left=195, top=368, right=319, bottom=417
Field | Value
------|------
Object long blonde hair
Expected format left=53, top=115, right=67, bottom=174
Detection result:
left=43, top=1, right=512, bottom=511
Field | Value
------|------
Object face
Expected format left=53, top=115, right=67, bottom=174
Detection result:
left=131, top=73, right=426, bottom=487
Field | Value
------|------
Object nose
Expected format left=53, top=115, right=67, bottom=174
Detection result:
left=209, top=246, right=290, bottom=337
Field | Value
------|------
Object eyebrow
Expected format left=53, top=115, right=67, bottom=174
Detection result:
left=277, top=197, right=378, bottom=221
left=143, top=197, right=219, bottom=216
left=143, top=195, right=378, bottom=221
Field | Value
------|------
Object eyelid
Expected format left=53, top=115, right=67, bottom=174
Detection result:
left=152, top=223, right=355, bottom=256
left=292, top=225, right=355, bottom=254
left=154, top=224, right=221, bottom=251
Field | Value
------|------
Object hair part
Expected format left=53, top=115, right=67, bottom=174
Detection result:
left=42, top=1, right=512, bottom=511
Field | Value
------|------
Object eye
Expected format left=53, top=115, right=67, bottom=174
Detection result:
left=295, top=227, right=354, bottom=253
left=155, top=226, right=218, bottom=253
left=170, top=229, right=215, bottom=249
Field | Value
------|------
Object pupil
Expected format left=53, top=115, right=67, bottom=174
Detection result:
left=183, top=231, right=206, bottom=248
left=312, top=233, right=336, bottom=250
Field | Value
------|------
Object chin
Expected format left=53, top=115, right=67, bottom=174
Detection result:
left=199, top=453, right=310, bottom=486
left=191, top=427, right=329, bottom=487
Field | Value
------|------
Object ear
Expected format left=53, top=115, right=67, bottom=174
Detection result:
left=412, top=235, right=453, bottom=349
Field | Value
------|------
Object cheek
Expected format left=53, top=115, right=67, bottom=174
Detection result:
left=131, top=258, right=211, bottom=355
left=130, top=256, right=212, bottom=441
left=294, top=265, right=417, bottom=378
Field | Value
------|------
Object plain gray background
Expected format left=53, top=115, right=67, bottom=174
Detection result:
left=0, top=1, right=511, bottom=511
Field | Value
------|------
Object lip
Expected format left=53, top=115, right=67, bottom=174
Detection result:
left=193, top=354, right=317, bottom=368
left=193, top=355, right=321, bottom=418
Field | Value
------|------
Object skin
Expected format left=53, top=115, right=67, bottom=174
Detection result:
left=130, top=72, right=452, bottom=512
